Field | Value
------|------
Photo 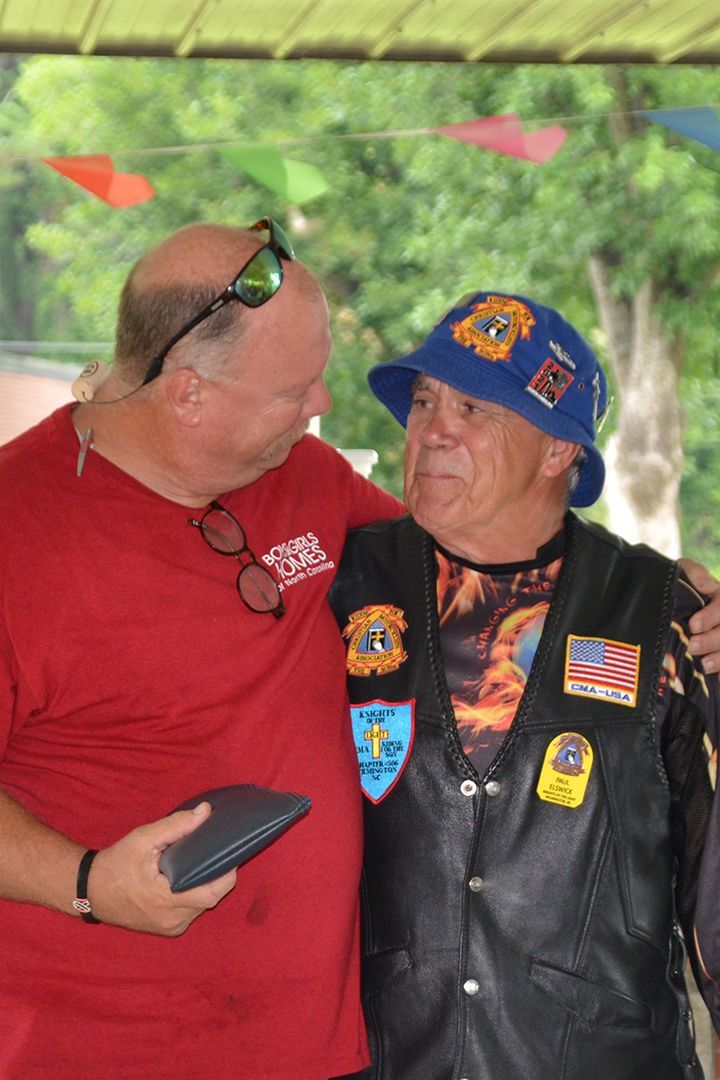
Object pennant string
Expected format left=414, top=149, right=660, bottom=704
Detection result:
left=10, top=103, right=720, bottom=209
left=5, top=103, right=720, bottom=165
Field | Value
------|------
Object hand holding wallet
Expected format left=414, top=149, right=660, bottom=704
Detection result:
left=159, top=784, right=311, bottom=892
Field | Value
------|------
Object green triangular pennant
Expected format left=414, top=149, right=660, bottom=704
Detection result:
left=220, top=146, right=329, bottom=204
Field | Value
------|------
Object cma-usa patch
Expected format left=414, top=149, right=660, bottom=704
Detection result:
left=564, top=634, right=640, bottom=708
left=351, top=699, right=415, bottom=803
left=342, top=605, right=408, bottom=677
left=526, top=358, right=574, bottom=409
left=451, top=295, right=536, bottom=362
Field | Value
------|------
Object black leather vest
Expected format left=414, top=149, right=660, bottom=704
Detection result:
left=330, top=513, right=703, bottom=1080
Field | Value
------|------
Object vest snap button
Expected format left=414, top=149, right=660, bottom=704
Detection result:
left=460, top=779, right=478, bottom=797
left=463, top=978, right=480, bottom=996
left=485, top=780, right=501, bottom=797
left=468, top=876, right=484, bottom=892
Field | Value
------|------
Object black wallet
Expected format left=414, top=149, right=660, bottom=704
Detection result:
left=159, top=784, right=312, bottom=892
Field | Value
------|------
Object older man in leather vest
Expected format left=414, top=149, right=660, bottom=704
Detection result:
left=331, top=292, right=720, bottom=1080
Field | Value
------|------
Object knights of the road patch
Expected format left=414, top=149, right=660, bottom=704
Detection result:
left=350, top=699, right=415, bottom=803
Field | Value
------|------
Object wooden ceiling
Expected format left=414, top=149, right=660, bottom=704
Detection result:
left=0, top=0, right=718, bottom=65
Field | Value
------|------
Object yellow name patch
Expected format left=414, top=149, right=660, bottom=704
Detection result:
left=536, top=732, right=593, bottom=809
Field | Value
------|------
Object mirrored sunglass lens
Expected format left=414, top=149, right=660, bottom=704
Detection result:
left=200, top=510, right=246, bottom=554
left=271, top=221, right=295, bottom=260
left=237, top=564, right=282, bottom=612
left=234, top=248, right=282, bottom=307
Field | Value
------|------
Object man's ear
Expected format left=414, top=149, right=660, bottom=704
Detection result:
left=165, top=368, right=203, bottom=427
left=542, top=438, right=581, bottom=479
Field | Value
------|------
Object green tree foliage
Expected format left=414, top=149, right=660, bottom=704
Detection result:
left=2, top=56, right=720, bottom=536
left=681, top=377, right=720, bottom=576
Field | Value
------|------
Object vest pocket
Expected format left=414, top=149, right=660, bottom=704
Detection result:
left=361, top=947, right=413, bottom=998
left=530, top=959, right=654, bottom=1030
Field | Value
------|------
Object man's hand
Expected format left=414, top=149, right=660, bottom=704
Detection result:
left=680, top=557, right=720, bottom=673
left=88, top=802, right=237, bottom=936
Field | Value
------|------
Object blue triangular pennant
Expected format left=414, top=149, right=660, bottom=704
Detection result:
left=642, top=107, right=720, bottom=153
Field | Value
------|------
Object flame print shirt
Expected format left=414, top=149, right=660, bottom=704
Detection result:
left=437, top=529, right=716, bottom=784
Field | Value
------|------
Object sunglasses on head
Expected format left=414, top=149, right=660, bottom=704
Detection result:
left=141, top=217, right=295, bottom=387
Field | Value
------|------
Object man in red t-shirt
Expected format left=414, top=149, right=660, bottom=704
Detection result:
left=0, top=219, right=400, bottom=1078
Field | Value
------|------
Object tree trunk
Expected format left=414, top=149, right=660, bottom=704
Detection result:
left=587, top=257, right=683, bottom=557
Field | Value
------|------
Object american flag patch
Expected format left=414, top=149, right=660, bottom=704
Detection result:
left=564, top=635, right=641, bottom=708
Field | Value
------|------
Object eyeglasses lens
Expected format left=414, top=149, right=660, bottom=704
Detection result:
left=200, top=508, right=246, bottom=554
left=234, top=247, right=283, bottom=307
left=197, top=506, right=284, bottom=617
left=237, top=564, right=282, bottom=614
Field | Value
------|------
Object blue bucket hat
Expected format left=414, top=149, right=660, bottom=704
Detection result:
left=368, top=291, right=608, bottom=507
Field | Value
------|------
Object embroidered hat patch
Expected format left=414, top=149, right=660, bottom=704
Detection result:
left=526, top=358, right=574, bottom=409
left=450, top=295, right=536, bottom=362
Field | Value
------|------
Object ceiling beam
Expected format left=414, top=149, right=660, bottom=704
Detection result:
left=367, top=0, right=433, bottom=60
left=464, top=0, right=546, bottom=62
left=79, top=0, right=115, bottom=55
left=273, top=0, right=328, bottom=59
left=656, top=12, right=720, bottom=63
left=559, top=0, right=652, bottom=62
left=175, top=0, right=223, bottom=58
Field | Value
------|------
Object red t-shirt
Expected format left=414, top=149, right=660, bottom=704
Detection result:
left=0, top=406, right=401, bottom=1079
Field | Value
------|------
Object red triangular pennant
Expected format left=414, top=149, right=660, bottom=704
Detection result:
left=43, top=155, right=155, bottom=207
left=433, top=114, right=567, bottom=163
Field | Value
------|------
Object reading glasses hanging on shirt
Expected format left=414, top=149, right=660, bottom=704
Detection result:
left=188, top=501, right=285, bottom=619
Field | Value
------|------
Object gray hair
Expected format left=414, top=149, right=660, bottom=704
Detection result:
left=566, top=447, right=587, bottom=505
